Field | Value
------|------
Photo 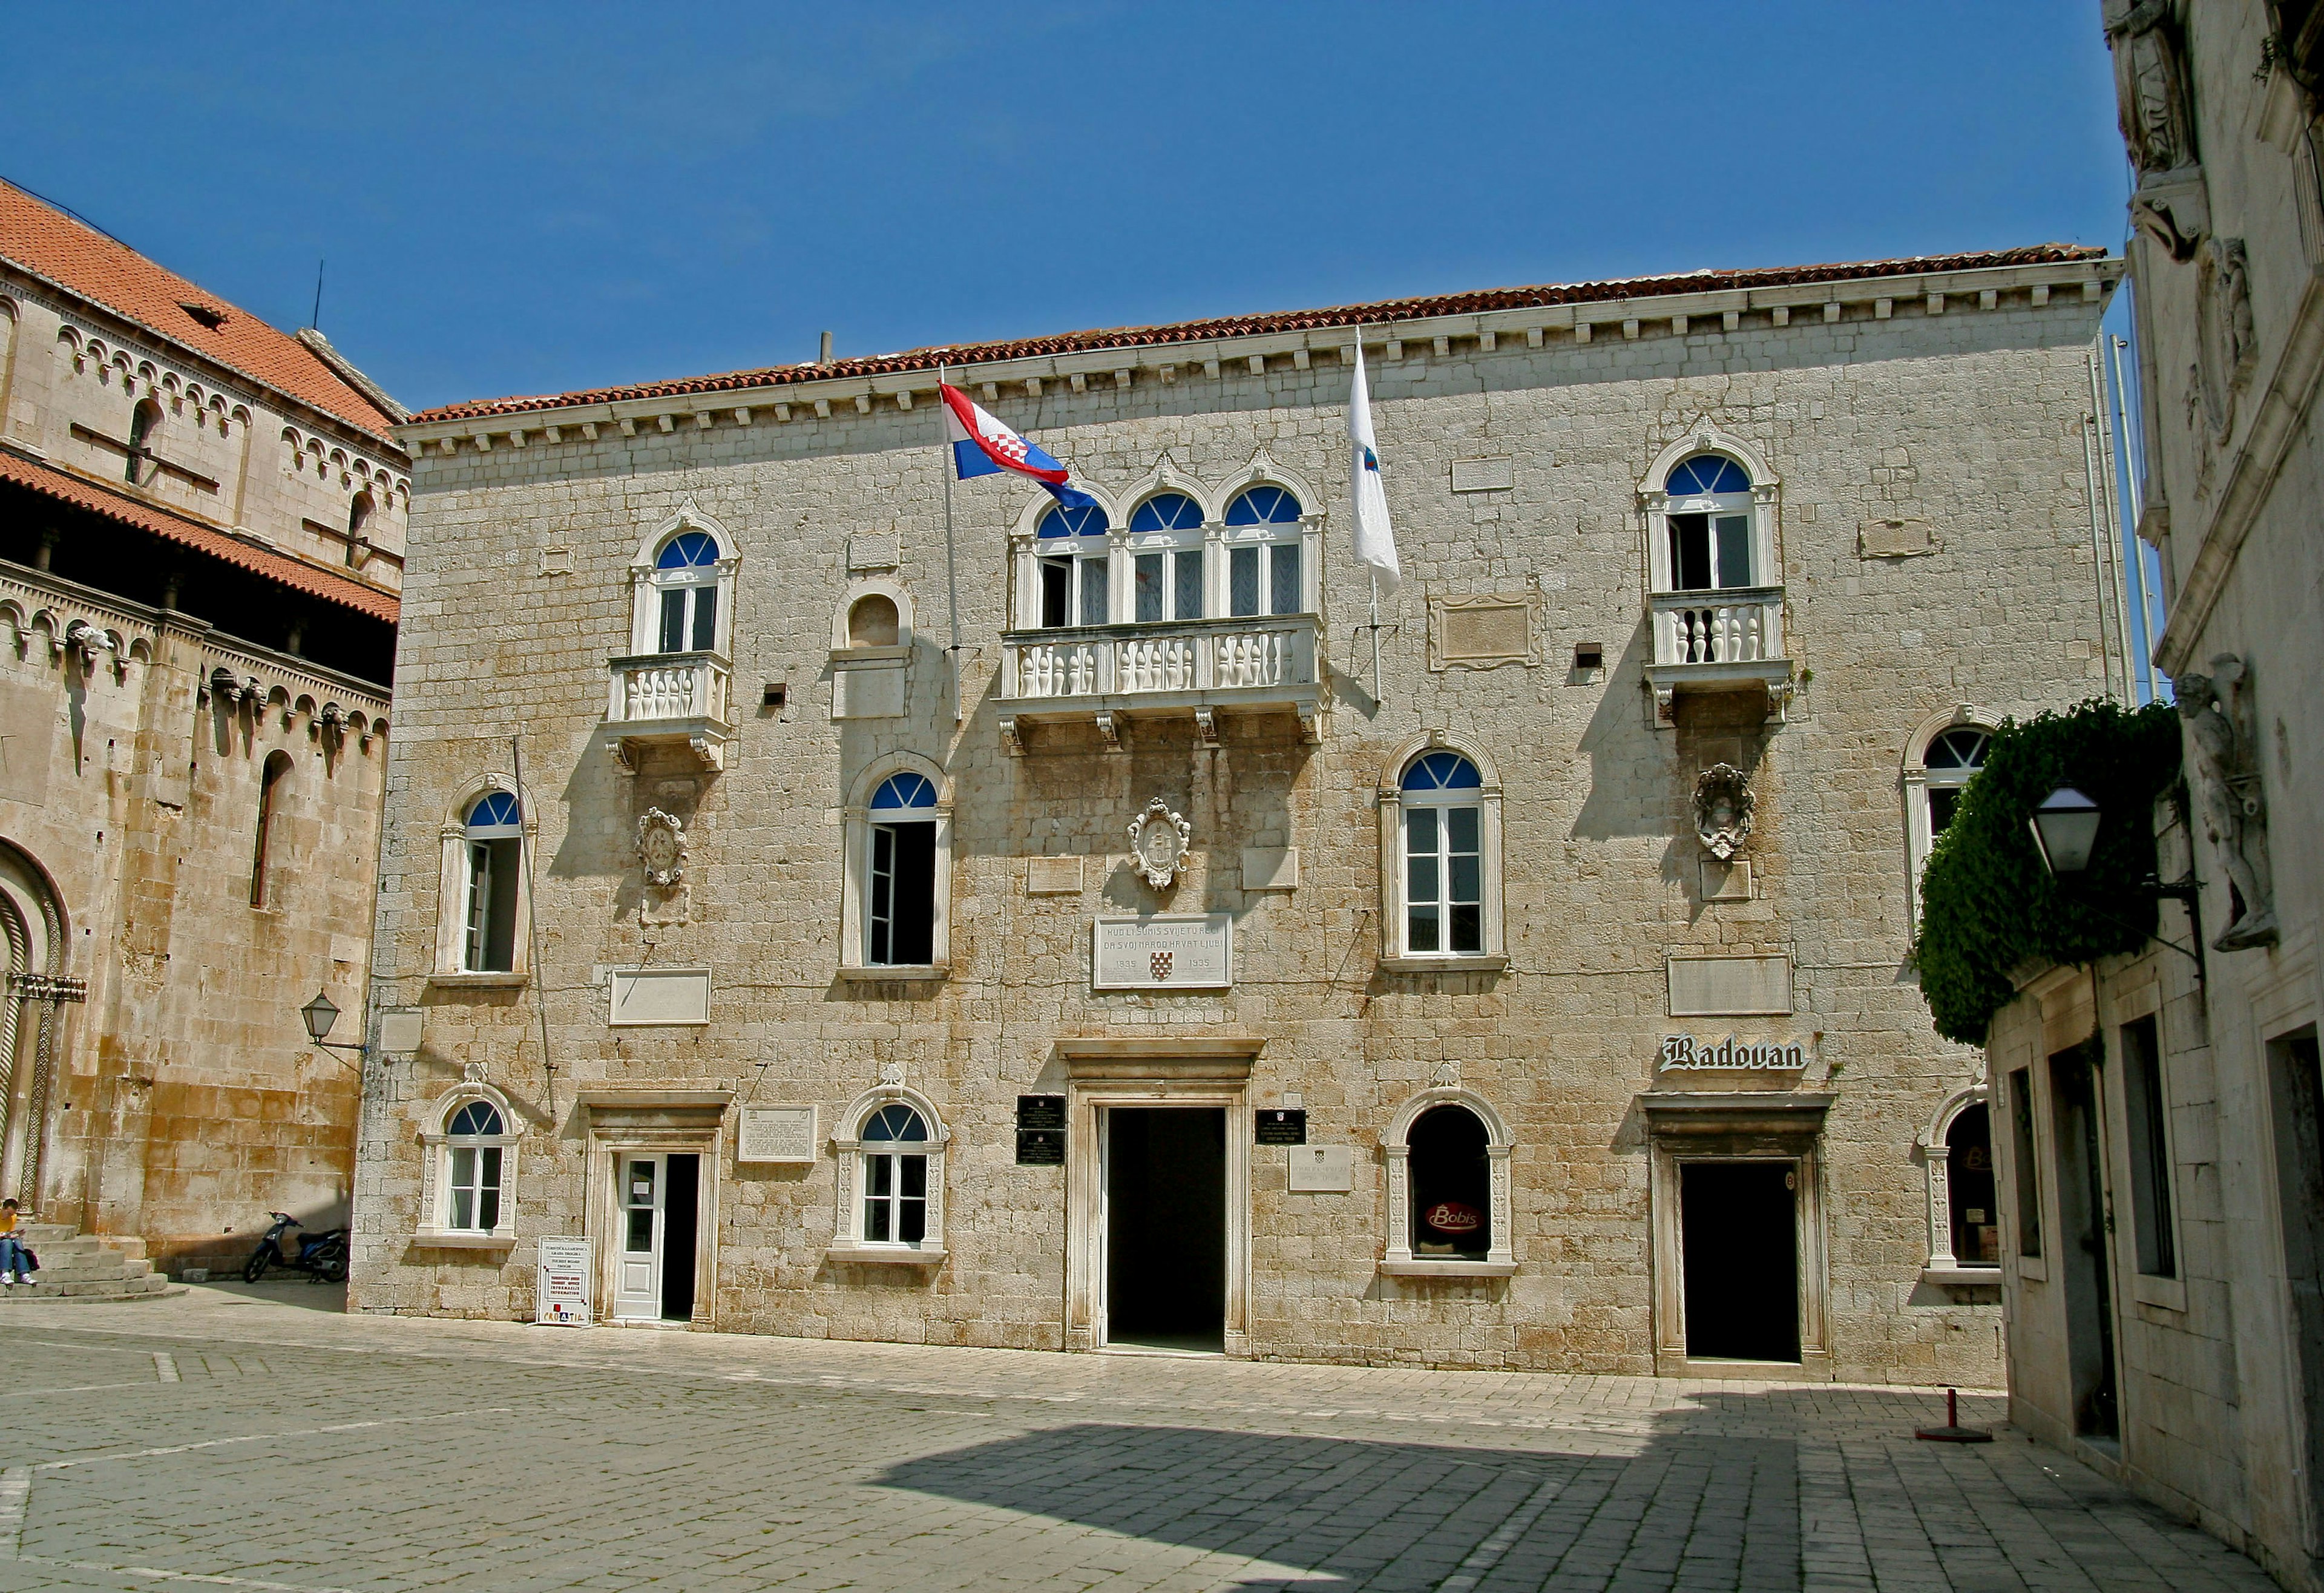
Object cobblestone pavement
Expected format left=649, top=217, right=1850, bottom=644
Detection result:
left=0, top=1286, right=2277, bottom=1592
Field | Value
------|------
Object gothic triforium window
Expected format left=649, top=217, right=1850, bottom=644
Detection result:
left=1662, top=453, right=1755, bottom=591
left=867, top=774, right=937, bottom=967
left=1222, top=486, right=1303, bottom=618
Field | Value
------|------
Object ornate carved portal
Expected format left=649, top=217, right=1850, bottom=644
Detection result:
left=1692, top=764, right=1756, bottom=861
left=1128, top=799, right=1192, bottom=890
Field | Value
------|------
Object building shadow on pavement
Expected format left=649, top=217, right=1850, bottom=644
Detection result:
left=183, top=1278, right=349, bottom=1313
left=876, top=1418, right=1802, bottom=1591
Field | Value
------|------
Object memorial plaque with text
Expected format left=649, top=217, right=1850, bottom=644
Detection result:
left=1016, top=1129, right=1066, bottom=1166
left=1092, top=915, right=1232, bottom=990
left=1255, top=1108, right=1308, bottom=1145
left=1016, top=1095, right=1067, bottom=1132
left=737, top=1106, right=817, bottom=1163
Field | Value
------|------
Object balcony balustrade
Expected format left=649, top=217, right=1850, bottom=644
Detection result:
left=997, top=614, right=1321, bottom=751
left=605, top=651, right=732, bottom=769
left=1641, top=586, right=1794, bottom=726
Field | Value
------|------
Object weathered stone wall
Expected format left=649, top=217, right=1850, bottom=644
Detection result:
left=356, top=268, right=2118, bottom=1382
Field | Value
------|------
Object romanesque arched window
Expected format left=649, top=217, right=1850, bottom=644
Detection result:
left=1376, top=737, right=1506, bottom=968
left=830, top=1085, right=950, bottom=1260
left=433, top=779, right=533, bottom=981
left=840, top=760, right=951, bottom=977
left=416, top=1082, right=522, bottom=1246
left=626, top=501, right=737, bottom=658
left=1382, top=1086, right=1515, bottom=1275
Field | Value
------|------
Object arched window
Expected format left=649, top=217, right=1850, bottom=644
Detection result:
left=250, top=751, right=291, bottom=908
left=1382, top=1086, right=1515, bottom=1275
left=461, top=791, right=523, bottom=973
left=860, top=1103, right=930, bottom=1244
left=1946, top=1103, right=1997, bottom=1267
left=1224, top=485, right=1302, bottom=525
left=1409, top=1105, right=1491, bottom=1258
left=1399, top=752, right=1484, bottom=956
left=1128, top=493, right=1203, bottom=531
left=125, top=396, right=161, bottom=484
left=347, top=490, right=375, bottom=562
left=1661, top=453, right=1755, bottom=591
left=1127, top=494, right=1207, bottom=625
left=832, top=1086, right=950, bottom=1260
left=653, top=530, right=722, bottom=653
left=868, top=774, right=936, bottom=967
left=1036, top=504, right=1111, bottom=628
left=416, top=1085, right=522, bottom=1246
left=1903, top=713, right=1995, bottom=924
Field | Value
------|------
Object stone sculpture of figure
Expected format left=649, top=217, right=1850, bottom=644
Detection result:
left=2176, top=657, right=2279, bottom=950
left=2105, top=0, right=2197, bottom=174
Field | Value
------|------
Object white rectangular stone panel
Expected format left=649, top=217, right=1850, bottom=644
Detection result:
left=738, top=1106, right=817, bottom=1163
left=1026, top=856, right=1083, bottom=895
left=1667, top=954, right=1793, bottom=1016
left=609, top=967, right=712, bottom=1026
left=1240, top=847, right=1299, bottom=892
left=1287, top=1144, right=1353, bottom=1192
left=1092, top=915, right=1232, bottom=989
left=1449, top=456, right=1515, bottom=493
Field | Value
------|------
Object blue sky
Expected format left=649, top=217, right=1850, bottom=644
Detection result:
left=1, top=3, right=2128, bottom=413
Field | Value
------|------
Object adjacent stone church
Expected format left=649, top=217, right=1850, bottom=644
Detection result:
left=356, top=242, right=2121, bottom=1382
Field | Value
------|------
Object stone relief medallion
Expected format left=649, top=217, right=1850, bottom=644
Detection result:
left=1128, top=798, right=1193, bottom=889
left=1692, top=763, right=1755, bottom=861
left=637, top=807, right=687, bottom=888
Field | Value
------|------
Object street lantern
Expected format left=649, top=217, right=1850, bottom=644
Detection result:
left=300, top=990, right=341, bottom=1046
left=2029, top=787, right=2102, bottom=877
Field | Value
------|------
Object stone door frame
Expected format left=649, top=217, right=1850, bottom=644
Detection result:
left=1641, top=1089, right=1834, bottom=1380
left=1057, top=1037, right=1261, bottom=1356
left=579, top=1090, right=730, bottom=1331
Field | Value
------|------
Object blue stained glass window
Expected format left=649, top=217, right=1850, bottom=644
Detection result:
left=465, top=791, right=522, bottom=833
left=1129, top=493, right=1204, bottom=532
left=862, top=1104, right=928, bottom=1141
left=447, top=1101, right=504, bottom=1136
left=1037, top=504, right=1109, bottom=538
left=1225, top=485, right=1302, bottom=525
left=655, top=530, right=721, bottom=569
left=1664, top=455, right=1750, bottom=496
left=870, top=772, right=937, bottom=810
left=1400, top=752, right=1482, bottom=792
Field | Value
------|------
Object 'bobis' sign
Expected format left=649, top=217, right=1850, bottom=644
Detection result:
left=1423, top=1201, right=1482, bottom=1235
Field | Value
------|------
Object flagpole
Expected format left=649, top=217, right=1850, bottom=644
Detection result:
left=1370, top=573, right=1384, bottom=707
left=938, top=364, right=963, bottom=723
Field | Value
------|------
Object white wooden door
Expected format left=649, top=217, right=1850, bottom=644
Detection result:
left=614, top=1154, right=665, bottom=1321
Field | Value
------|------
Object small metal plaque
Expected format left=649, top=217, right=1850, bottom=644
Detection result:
left=737, top=1106, right=816, bottom=1163
left=1016, top=1129, right=1065, bottom=1166
left=1016, top=1094, right=1066, bottom=1132
left=1255, top=1108, right=1307, bottom=1146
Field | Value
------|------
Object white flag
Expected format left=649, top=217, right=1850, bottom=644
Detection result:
left=1348, top=339, right=1401, bottom=595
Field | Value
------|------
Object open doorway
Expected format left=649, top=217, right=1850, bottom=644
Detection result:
left=612, top=1151, right=699, bottom=1324
left=1104, top=1108, right=1225, bottom=1352
left=2049, top=1043, right=2119, bottom=1441
left=1681, top=1160, right=1800, bottom=1362
left=2268, top=1026, right=2324, bottom=1547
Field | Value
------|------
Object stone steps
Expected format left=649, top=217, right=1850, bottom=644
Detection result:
left=1, top=1222, right=185, bottom=1302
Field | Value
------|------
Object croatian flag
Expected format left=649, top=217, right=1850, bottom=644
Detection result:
left=939, top=384, right=1098, bottom=509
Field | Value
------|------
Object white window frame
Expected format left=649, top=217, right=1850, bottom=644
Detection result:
left=838, top=755, right=952, bottom=979
left=625, top=497, right=738, bottom=659
left=1640, top=425, right=1780, bottom=597
left=1902, top=706, right=1997, bottom=925
left=1917, top=1085, right=1995, bottom=1282
left=1380, top=1085, right=1515, bottom=1276
left=829, top=1083, right=949, bottom=1263
left=415, top=1080, right=522, bottom=1248
left=433, top=775, right=536, bottom=984
left=1376, top=732, right=1506, bottom=970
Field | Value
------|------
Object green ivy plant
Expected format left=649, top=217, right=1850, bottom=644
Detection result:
left=1914, top=699, right=2183, bottom=1045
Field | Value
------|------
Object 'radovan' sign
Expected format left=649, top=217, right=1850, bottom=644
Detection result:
left=1659, top=1034, right=1807, bottom=1071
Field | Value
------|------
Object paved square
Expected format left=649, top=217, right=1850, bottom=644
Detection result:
left=0, top=1289, right=2276, bottom=1591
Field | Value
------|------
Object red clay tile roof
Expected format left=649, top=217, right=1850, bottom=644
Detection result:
left=0, top=180, right=402, bottom=447
left=0, top=449, right=398, bottom=623
left=412, top=243, right=2110, bottom=425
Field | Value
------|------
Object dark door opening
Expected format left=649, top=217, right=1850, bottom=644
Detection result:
left=2270, top=1026, right=2324, bottom=1548
left=660, top=1152, right=698, bottom=1323
left=2050, top=1045, right=2119, bottom=1440
left=1106, top=1108, right=1225, bottom=1352
left=1681, top=1160, right=1800, bottom=1362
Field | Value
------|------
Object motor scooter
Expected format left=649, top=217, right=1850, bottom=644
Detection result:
left=241, top=1212, right=348, bottom=1283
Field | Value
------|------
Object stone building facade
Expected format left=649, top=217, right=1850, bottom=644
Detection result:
left=1983, top=3, right=2324, bottom=1585
left=356, top=243, right=2122, bottom=1383
left=0, top=179, right=402, bottom=1273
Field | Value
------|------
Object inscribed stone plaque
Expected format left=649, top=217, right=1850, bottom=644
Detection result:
left=737, top=1106, right=816, bottom=1163
left=1449, top=456, right=1515, bottom=493
left=1699, top=858, right=1753, bottom=902
left=1286, top=1143, right=1353, bottom=1192
left=1026, top=856, right=1083, bottom=895
left=1429, top=593, right=1539, bottom=670
left=1255, top=1108, right=1307, bottom=1145
left=609, top=967, right=712, bottom=1026
left=1092, top=915, right=1232, bottom=990
left=1858, top=517, right=1938, bottom=557
left=1666, top=954, right=1793, bottom=1017
left=376, top=1008, right=424, bottom=1055
left=1239, top=847, right=1299, bottom=892
left=848, top=533, right=901, bottom=571
left=0, top=678, right=56, bottom=806
left=832, top=660, right=906, bottom=719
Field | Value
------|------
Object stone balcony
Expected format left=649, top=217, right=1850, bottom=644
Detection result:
left=606, top=651, right=732, bottom=770
left=997, top=614, right=1322, bottom=751
left=1641, top=586, right=1794, bottom=726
